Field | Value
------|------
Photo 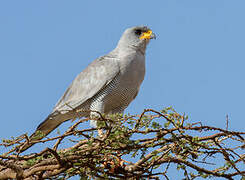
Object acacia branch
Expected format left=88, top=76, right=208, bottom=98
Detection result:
left=0, top=108, right=244, bottom=179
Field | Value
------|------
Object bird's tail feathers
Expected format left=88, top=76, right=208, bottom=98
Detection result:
left=18, top=112, right=70, bottom=153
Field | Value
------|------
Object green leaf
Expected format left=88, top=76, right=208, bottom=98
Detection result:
left=164, top=121, right=171, bottom=128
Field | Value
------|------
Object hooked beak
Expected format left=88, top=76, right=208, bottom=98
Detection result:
left=139, top=30, right=156, bottom=40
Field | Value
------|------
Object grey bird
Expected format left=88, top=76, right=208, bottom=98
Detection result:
left=19, top=26, right=156, bottom=152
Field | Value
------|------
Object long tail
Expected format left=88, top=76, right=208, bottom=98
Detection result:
left=18, top=112, right=71, bottom=153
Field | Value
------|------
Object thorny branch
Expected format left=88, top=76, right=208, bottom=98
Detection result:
left=0, top=107, right=244, bottom=179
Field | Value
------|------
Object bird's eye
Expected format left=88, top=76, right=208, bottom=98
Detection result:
left=134, top=29, right=142, bottom=36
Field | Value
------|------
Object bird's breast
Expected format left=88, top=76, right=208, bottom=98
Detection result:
left=118, top=51, right=146, bottom=87
left=89, top=50, right=146, bottom=114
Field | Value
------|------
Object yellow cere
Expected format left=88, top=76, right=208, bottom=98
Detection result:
left=139, top=30, right=153, bottom=40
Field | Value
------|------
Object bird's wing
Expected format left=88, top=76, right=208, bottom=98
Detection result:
left=53, top=54, right=119, bottom=113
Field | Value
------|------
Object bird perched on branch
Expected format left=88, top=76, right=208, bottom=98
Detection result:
left=19, top=26, right=156, bottom=152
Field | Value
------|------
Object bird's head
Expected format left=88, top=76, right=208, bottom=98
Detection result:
left=117, top=26, right=156, bottom=53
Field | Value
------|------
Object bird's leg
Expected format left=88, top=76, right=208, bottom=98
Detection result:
left=90, top=110, right=105, bottom=138
left=98, top=129, right=104, bottom=137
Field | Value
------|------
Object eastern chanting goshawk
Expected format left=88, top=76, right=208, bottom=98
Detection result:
left=19, top=26, right=156, bottom=152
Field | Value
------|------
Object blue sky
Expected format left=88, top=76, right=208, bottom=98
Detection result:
left=0, top=0, right=245, bottom=178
